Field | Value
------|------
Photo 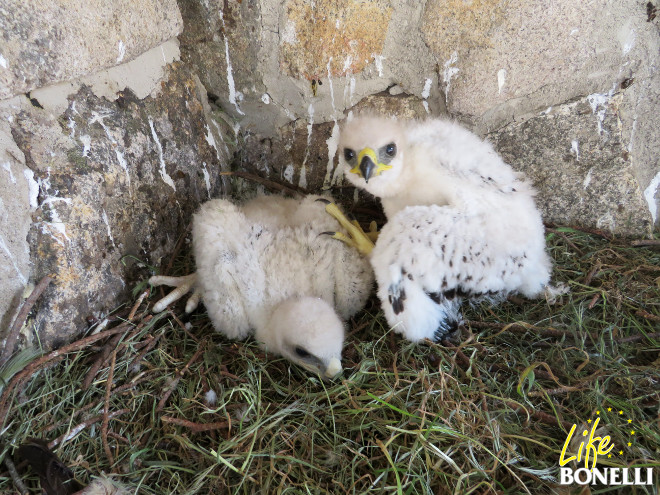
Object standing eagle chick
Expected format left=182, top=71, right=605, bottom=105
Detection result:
left=150, top=195, right=373, bottom=379
left=335, top=115, right=551, bottom=342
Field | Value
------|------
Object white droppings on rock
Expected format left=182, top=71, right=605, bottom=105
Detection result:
left=67, top=116, right=76, bottom=138
left=283, top=163, right=295, bottom=184
left=586, top=93, right=611, bottom=135
left=497, top=68, right=507, bottom=95
left=23, top=169, right=39, bottom=209
left=2, top=162, right=16, bottom=183
left=421, top=78, right=432, bottom=99
left=148, top=117, right=176, bottom=191
left=202, top=162, right=211, bottom=198
left=115, top=150, right=130, bottom=187
left=205, top=124, right=217, bottom=151
left=220, top=11, right=244, bottom=115
left=373, top=54, right=385, bottom=77
left=101, top=209, right=116, bottom=248
left=323, top=120, right=340, bottom=188
left=342, top=55, right=353, bottom=74
left=90, top=111, right=131, bottom=188
left=643, top=170, right=660, bottom=223
left=583, top=167, right=593, bottom=190
left=261, top=93, right=271, bottom=104
left=211, top=120, right=231, bottom=158
left=299, top=103, right=314, bottom=189
left=41, top=196, right=72, bottom=246
left=618, top=19, right=636, bottom=55
left=327, top=58, right=337, bottom=114
left=117, top=40, right=126, bottom=64
left=80, top=135, right=91, bottom=157
left=0, top=53, right=7, bottom=69
left=571, top=140, right=580, bottom=161
left=442, top=51, right=459, bottom=101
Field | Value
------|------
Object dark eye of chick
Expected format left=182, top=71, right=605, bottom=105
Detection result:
left=294, top=346, right=311, bottom=358
left=343, top=148, right=356, bottom=162
left=385, top=143, right=397, bottom=157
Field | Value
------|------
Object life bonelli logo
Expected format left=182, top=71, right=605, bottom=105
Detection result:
left=559, top=408, right=656, bottom=486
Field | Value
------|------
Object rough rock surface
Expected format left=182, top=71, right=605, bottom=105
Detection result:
left=421, top=0, right=655, bottom=128
left=491, top=94, right=652, bottom=235
left=178, top=0, right=441, bottom=136
left=2, top=62, right=230, bottom=349
left=177, top=0, right=658, bottom=233
left=0, top=0, right=182, bottom=99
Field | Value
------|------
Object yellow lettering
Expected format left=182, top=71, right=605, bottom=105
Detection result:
left=560, top=424, right=578, bottom=466
left=598, top=435, right=614, bottom=456
left=584, top=417, right=602, bottom=470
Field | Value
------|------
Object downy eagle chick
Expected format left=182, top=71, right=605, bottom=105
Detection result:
left=150, top=194, right=373, bottom=379
left=331, top=115, right=551, bottom=342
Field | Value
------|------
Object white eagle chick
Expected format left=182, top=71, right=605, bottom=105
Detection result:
left=150, top=195, right=373, bottom=379
left=335, top=115, right=551, bottom=342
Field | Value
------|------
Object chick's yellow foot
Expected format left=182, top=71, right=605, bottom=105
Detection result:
left=366, top=220, right=379, bottom=242
left=316, top=199, right=375, bottom=256
left=149, top=273, right=200, bottom=313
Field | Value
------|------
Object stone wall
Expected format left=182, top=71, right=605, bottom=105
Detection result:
left=1, top=1, right=233, bottom=349
left=180, top=0, right=659, bottom=234
left=1, top=0, right=658, bottom=350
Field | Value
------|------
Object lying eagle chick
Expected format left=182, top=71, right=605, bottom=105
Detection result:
left=150, top=194, right=373, bottom=379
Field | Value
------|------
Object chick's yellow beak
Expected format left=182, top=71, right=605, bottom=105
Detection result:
left=349, top=148, right=392, bottom=183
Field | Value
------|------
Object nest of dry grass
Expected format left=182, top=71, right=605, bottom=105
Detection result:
left=0, top=226, right=658, bottom=494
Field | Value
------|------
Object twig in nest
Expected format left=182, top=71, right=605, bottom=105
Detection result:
left=0, top=275, right=53, bottom=367
left=583, top=260, right=602, bottom=286
left=81, top=315, right=153, bottom=390
left=631, top=239, right=660, bottom=248
left=128, top=334, right=162, bottom=371
left=160, top=416, right=229, bottom=432
left=220, top=170, right=307, bottom=197
left=467, top=320, right=570, bottom=339
left=43, top=375, right=152, bottom=435
left=0, top=325, right=131, bottom=428
left=163, top=224, right=192, bottom=277
left=618, top=331, right=660, bottom=343
left=2, top=450, right=29, bottom=495
left=156, top=341, right=207, bottom=412
left=441, top=340, right=478, bottom=376
left=547, top=228, right=583, bottom=255
left=588, top=293, right=601, bottom=309
left=528, top=385, right=584, bottom=397
left=495, top=397, right=573, bottom=431
left=81, top=332, right=124, bottom=391
left=635, top=309, right=660, bottom=322
left=169, top=310, right=199, bottom=343
left=102, top=348, right=118, bottom=468
left=128, top=290, right=150, bottom=321
left=49, top=409, right=130, bottom=449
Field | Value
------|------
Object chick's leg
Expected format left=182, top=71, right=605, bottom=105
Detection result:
left=316, top=199, right=375, bottom=256
left=149, top=273, right=201, bottom=313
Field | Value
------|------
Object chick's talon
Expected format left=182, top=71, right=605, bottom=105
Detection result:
left=149, top=273, right=200, bottom=313
left=367, top=221, right=379, bottom=242
left=318, top=200, right=375, bottom=256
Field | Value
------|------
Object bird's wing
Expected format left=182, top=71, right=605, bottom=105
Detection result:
left=370, top=204, right=550, bottom=341
left=193, top=199, right=266, bottom=340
